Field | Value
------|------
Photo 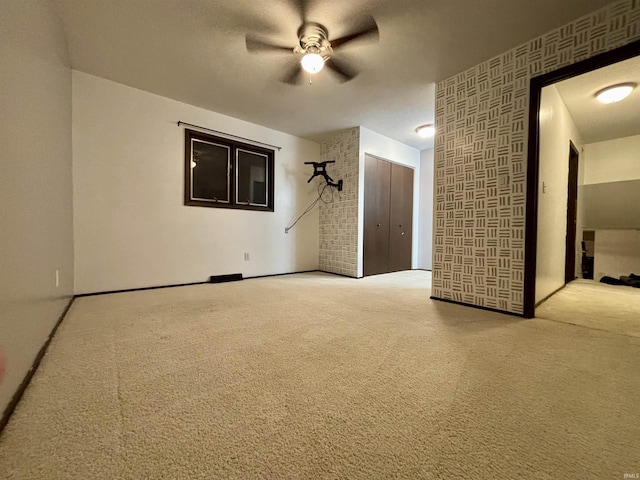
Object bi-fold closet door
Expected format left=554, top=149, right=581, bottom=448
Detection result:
left=363, top=154, right=413, bottom=276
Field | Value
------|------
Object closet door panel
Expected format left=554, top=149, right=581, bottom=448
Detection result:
left=363, top=155, right=391, bottom=276
left=389, top=162, right=413, bottom=272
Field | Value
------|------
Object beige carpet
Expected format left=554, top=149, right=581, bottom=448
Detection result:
left=536, top=279, right=640, bottom=338
left=1, top=271, right=639, bottom=479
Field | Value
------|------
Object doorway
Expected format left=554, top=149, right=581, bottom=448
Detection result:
left=524, top=39, right=640, bottom=318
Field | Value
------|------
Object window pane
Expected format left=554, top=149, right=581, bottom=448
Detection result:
left=236, top=149, right=268, bottom=206
left=191, top=140, right=229, bottom=202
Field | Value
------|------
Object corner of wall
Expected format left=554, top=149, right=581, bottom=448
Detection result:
left=318, top=128, right=360, bottom=277
left=0, top=0, right=74, bottom=417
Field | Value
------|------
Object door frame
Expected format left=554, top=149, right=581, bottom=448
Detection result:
left=564, top=141, right=579, bottom=285
left=523, top=39, right=640, bottom=318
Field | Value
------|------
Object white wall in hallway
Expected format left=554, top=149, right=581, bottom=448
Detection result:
left=536, top=84, right=582, bottom=304
left=418, top=148, right=434, bottom=270
left=594, top=230, right=640, bottom=279
left=582, top=134, right=640, bottom=280
left=583, top=134, right=640, bottom=185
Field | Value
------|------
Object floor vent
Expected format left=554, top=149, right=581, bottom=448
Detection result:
left=209, top=273, right=243, bottom=284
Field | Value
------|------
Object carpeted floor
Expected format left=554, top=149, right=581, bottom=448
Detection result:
left=1, top=271, right=639, bottom=479
left=536, top=278, right=640, bottom=337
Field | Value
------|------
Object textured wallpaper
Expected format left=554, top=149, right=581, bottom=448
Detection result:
left=318, top=128, right=360, bottom=277
left=433, top=0, right=640, bottom=314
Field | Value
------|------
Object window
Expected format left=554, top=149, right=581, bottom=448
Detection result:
left=184, top=129, right=274, bottom=211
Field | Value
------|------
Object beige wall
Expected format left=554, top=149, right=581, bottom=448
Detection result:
left=581, top=134, right=640, bottom=230
left=0, top=1, right=74, bottom=413
left=419, top=148, right=434, bottom=270
left=434, top=0, right=640, bottom=314
left=584, top=134, right=640, bottom=185
left=73, top=72, right=320, bottom=294
left=536, top=85, right=582, bottom=303
left=594, top=229, right=640, bottom=279
left=583, top=134, right=640, bottom=279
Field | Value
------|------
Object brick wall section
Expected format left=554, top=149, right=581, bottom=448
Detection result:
left=319, top=128, right=360, bottom=277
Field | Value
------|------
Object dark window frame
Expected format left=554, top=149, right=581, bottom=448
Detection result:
left=184, top=129, right=275, bottom=212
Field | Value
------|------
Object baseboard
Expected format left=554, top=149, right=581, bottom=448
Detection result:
left=535, top=284, right=567, bottom=308
left=0, top=296, right=75, bottom=437
left=244, top=270, right=320, bottom=280
left=430, top=296, right=523, bottom=318
left=75, top=281, right=209, bottom=297
left=77, top=271, right=327, bottom=297
left=317, top=270, right=360, bottom=279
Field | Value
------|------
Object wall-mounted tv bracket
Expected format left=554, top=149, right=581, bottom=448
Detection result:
left=304, top=161, right=343, bottom=191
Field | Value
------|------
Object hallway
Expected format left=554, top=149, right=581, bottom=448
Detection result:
left=536, top=279, right=640, bottom=337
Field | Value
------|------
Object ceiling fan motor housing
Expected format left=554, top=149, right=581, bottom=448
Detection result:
left=294, top=22, right=333, bottom=58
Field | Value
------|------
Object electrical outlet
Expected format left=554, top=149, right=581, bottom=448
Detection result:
left=244, top=252, right=250, bottom=261
left=55, top=269, right=60, bottom=287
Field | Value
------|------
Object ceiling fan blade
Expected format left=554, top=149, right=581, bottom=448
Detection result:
left=289, top=0, right=309, bottom=23
left=246, top=35, right=292, bottom=54
left=325, top=57, right=357, bottom=83
left=281, top=62, right=305, bottom=85
left=330, top=16, right=379, bottom=50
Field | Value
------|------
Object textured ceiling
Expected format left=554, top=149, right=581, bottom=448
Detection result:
left=555, top=55, right=640, bottom=145
left=53, top=0, right=616, bottom=150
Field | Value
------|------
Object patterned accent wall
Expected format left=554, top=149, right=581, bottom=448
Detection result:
left=433, top=0, right=640, bottom=314
left=319, top=128, right=360, bottom=277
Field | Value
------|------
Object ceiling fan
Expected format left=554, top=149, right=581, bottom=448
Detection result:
left=245, top=5, right=379, bottom=85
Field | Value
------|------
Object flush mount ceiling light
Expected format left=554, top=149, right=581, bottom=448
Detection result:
left=595, top=83, right=636, bottom=104
left=416, top=124, right=435, bottom=138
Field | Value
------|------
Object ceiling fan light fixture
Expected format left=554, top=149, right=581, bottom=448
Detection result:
left=595, top=83, right=636, bottom=104
left=301, top=53, right=325, bottom=74
left=416, top=124, right=435, bottom=138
